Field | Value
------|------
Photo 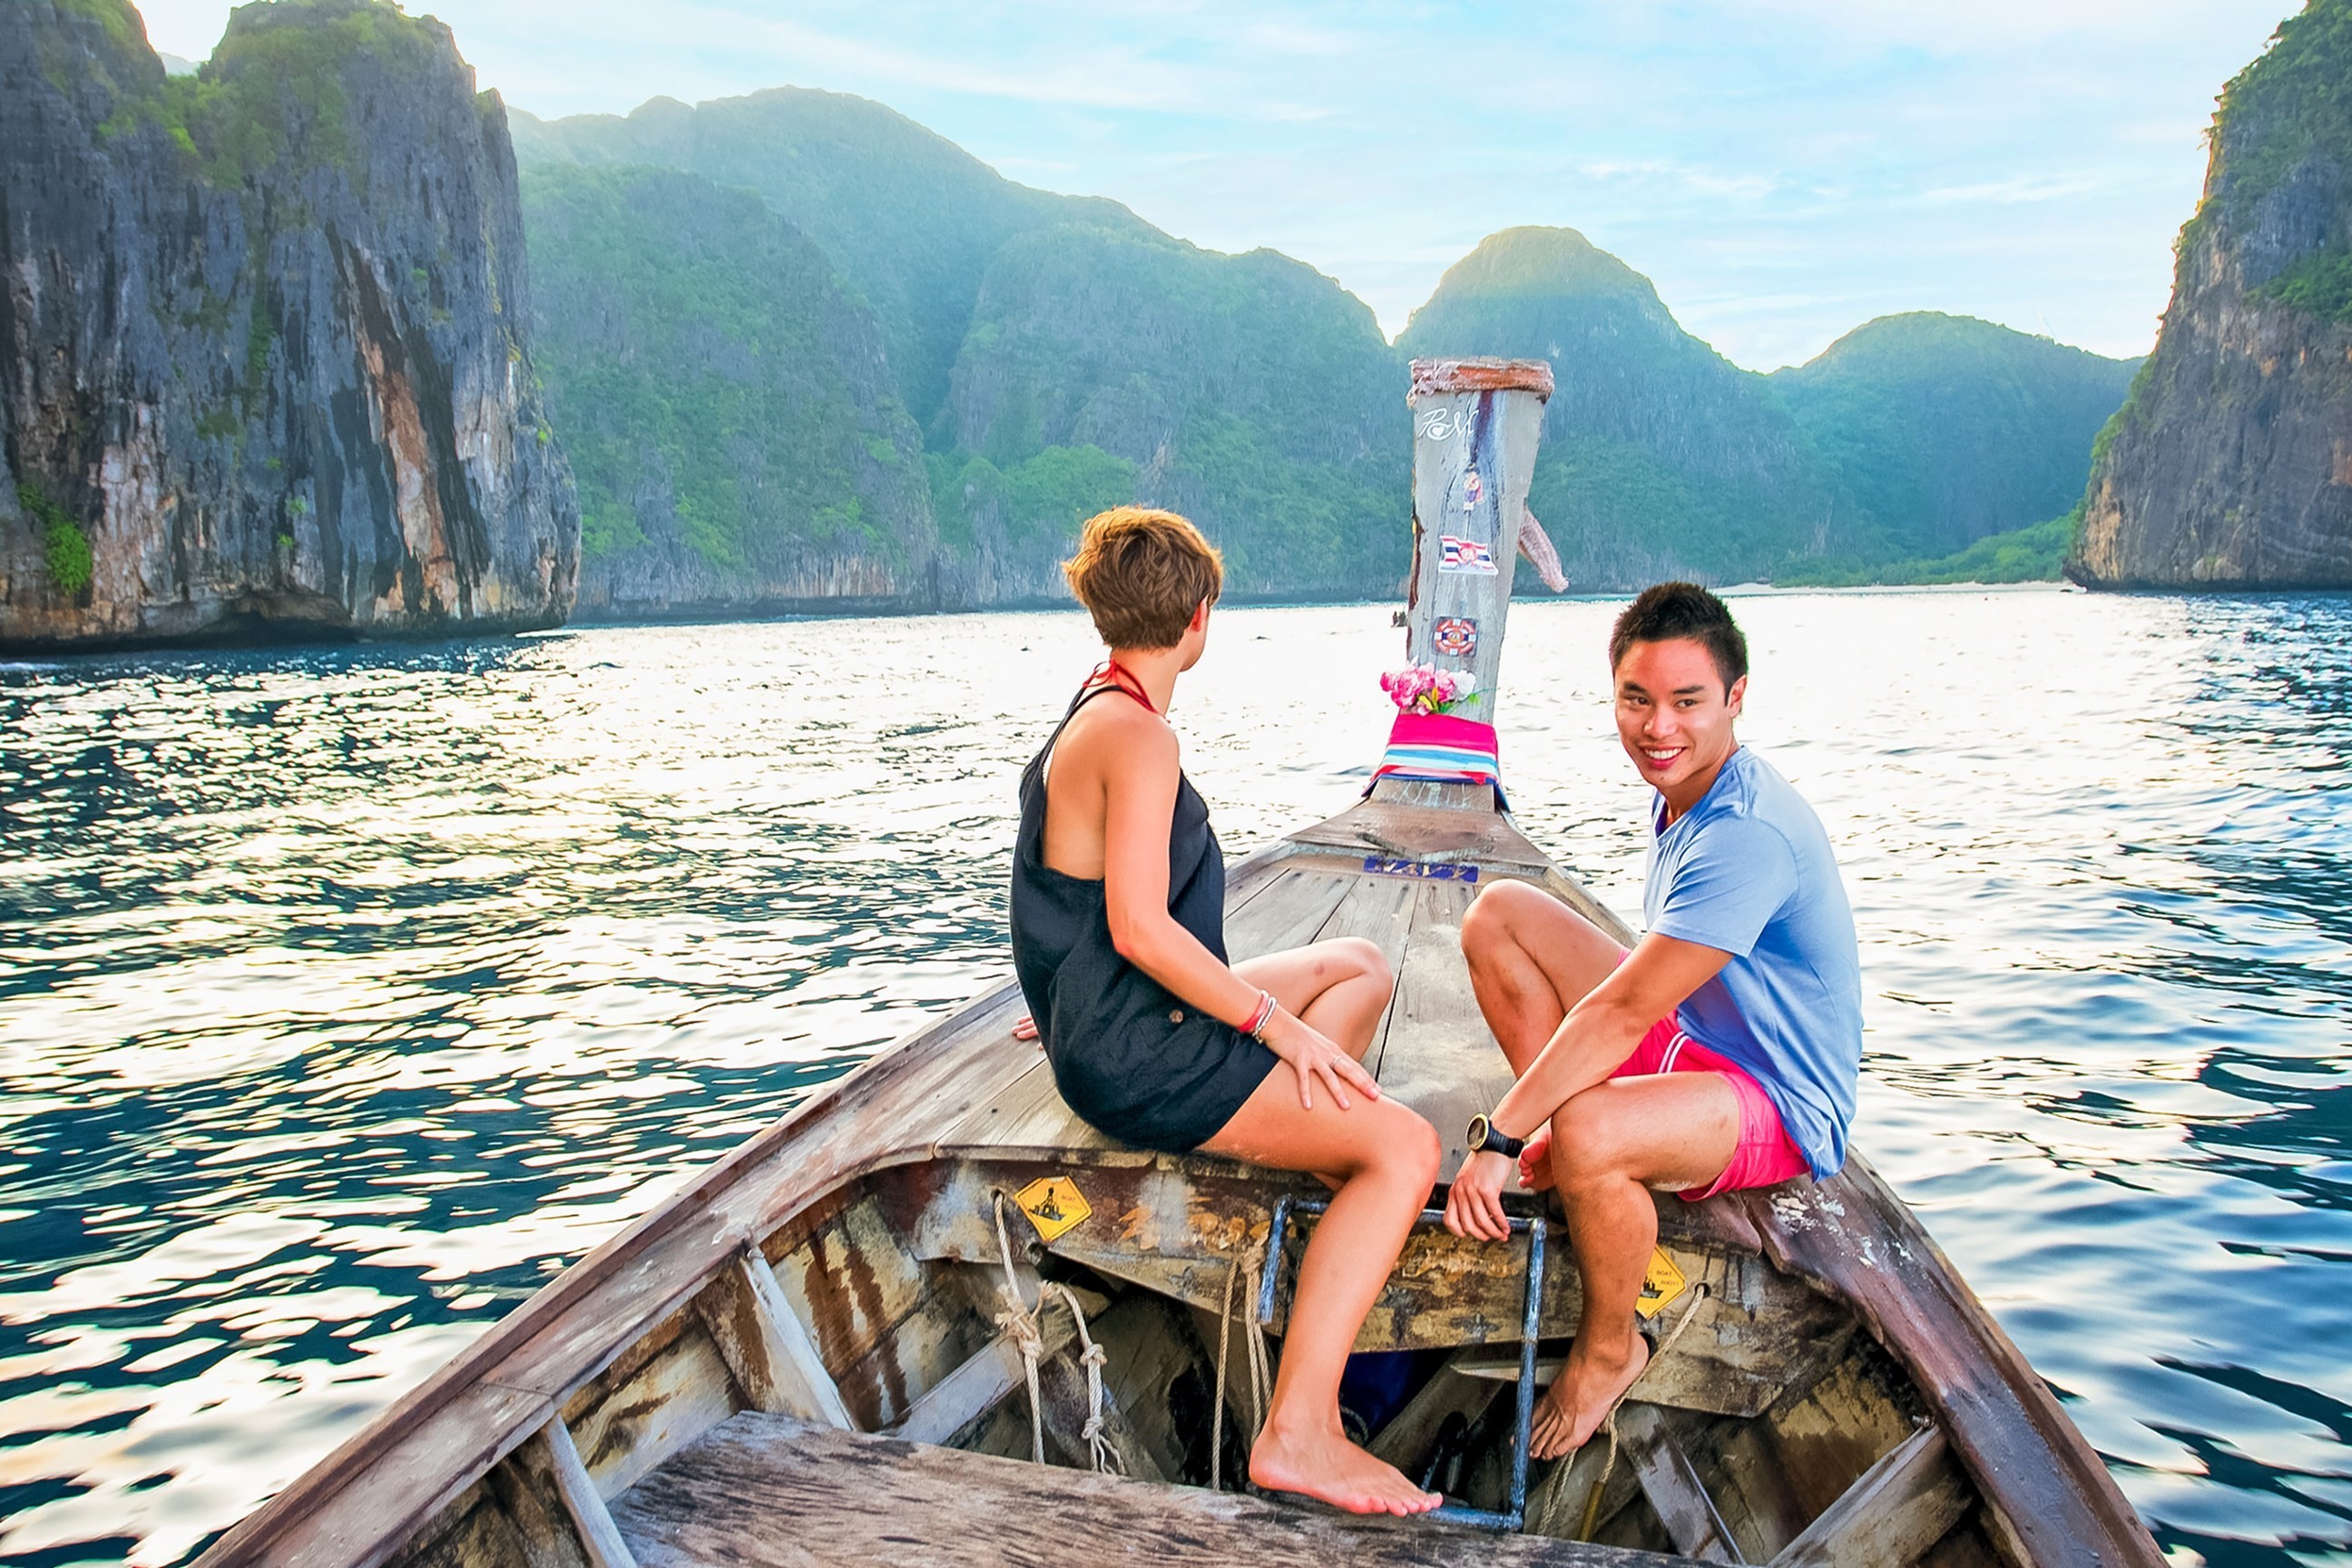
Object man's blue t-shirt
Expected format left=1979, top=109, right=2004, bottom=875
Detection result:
left=1642, top=746, right=1861, bottom=1179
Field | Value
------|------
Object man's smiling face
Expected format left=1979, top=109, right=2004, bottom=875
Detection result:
left=1613, top=636, right=1747, bottom=808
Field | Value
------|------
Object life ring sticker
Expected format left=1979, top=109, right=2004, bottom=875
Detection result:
left=1013, top=1176, right=1092, bottom=1243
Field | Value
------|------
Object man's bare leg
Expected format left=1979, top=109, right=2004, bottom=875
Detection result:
left=1530, top=1073, right=1740, bottom=1457
left=1460, top=883, right=1626, bottom=1189
left=1460, top=882, right=1623, bottom=1075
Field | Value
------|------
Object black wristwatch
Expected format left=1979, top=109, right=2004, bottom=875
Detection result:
left=1465, top=1113, right=1525, bottom=1161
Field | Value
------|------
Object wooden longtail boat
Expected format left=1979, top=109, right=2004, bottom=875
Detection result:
left=198, top=363, right=2162, bottom=1568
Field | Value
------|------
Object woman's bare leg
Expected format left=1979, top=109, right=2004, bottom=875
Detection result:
left=1200, top=1063, right=1442, bottom=1515
left=1235, top=937, right=1392, bottom=1062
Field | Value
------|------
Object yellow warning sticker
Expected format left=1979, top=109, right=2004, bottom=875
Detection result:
left=1635, top=1248, right=1688, bottom=1319
left=1013, top=1176, right=1092, bottom=1243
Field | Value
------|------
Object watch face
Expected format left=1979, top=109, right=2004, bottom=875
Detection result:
left=1467, top=1113, right=1491, bottom=1152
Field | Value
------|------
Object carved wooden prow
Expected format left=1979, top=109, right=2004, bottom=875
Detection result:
left=1404, top=358, right=1556, bottom=728
left=1372, top=358, right=1557, bottom=817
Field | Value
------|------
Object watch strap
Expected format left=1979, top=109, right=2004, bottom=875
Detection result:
left=1466, top=1113, right=1525, bottom=1161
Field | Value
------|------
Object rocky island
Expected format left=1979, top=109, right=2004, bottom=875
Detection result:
left=0, top=0, right=577, bottom=652
left=2073, top=0, right=2352, bottom=589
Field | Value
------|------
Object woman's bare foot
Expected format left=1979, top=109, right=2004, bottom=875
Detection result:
left=1249, top=1421, right=1442, bottom=1515
left=1518, top=1130, right=1556, bottom=1193
left=1528, top=1332, right=1650, bottom=1459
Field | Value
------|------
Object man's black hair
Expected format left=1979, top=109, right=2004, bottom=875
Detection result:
left=1609, top=582, right=1749, bottom=691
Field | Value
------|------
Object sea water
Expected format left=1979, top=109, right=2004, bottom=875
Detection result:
left=0, top=589, right=2345, bottom=1566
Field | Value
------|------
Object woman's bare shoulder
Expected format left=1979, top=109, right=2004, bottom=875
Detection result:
left=1061, top=696, right=1179, bottom=773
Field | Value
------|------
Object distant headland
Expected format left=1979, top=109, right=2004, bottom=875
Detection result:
left=7, top=0, right=2339, bottom=653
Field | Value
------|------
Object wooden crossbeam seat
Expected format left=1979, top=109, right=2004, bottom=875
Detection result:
left=607, top=1411, right=1701, bottom=1568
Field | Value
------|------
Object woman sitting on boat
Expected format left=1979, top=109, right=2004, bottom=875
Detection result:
left=1010, top=505, right=1446, bottom=1516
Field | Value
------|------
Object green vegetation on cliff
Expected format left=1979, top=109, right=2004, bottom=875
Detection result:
left=17, top=483, right=93, bottom=593
left=521, top=163, right=928, bottom=578
left=1772, top=313, right=2139, bottom=559
left=2213, top=0, right=2352, bottom=224
left=2213, top=0, right=2352, bottom=324
left=85, top=0, right=439, bottom=186
left=1779, top=512, right=2079, bottom=587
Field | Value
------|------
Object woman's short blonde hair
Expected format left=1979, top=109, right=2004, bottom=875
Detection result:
left=1062, top=506, right=1224, bottom=650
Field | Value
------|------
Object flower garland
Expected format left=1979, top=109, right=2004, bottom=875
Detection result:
left=1380, top=662, right=1478, bottom=716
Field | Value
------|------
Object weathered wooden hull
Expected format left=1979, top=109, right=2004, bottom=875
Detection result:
left=195, top=785, right=2162, bottom=1568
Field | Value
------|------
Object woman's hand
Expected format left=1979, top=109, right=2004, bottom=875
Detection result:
left=1443, top=1149, right=1514, bottom=1241
left=1013, top=1014, right=1039, bottom=1047
left=1258, top=1007, right=1381, bottom=1112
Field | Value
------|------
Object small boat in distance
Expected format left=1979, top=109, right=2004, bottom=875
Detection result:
left=198, top=362, right=2162, bottom=1568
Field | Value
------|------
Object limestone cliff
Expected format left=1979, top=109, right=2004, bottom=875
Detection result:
left=0, top=0, right=578, bottom=650
left=2072, top=0, right=2352, bottom=589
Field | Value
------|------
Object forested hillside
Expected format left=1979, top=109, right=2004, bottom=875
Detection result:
left=512, top=93, right=1145, bottom=436
left=941, top=224, right=1405, bottom=596
left=1773, top=312, right=2139, bottom=560
left=522, top=165, right=935, bottom=616
left=507, top=93, right=2139, bottom=613
left=513, top=90, right=1409, bottom=607
left=1396, top=228, right=1857, bottom=587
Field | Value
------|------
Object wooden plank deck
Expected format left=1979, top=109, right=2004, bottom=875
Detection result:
left=608, top=1411, right=1701, bottom=1568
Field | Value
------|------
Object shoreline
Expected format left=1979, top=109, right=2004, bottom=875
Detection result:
left=18, top=579, right=2352, bottom=662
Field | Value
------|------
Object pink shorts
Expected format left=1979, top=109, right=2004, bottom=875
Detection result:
left=1612, top=1016, right=1809, bottom=1200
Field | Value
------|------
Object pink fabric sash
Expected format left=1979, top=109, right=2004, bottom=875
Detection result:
left=1371, top=711, right=1504, bottom=804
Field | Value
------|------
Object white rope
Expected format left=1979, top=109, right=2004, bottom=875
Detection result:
left=1209, top=1245, right=1271, bottom=1493
left=991, top=1195, right=1122, bottom=1475
left=1578, top=1282, right=1711, bottom=1539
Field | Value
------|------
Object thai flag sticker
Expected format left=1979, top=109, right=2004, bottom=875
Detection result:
left=1439, top=534, right=1497, bottom=575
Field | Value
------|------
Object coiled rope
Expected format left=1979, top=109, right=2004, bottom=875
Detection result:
left=991, top=1195, right=1122, bottom=1475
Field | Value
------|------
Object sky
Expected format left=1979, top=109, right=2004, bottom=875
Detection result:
left=132, top=0, right=2291, bottom=369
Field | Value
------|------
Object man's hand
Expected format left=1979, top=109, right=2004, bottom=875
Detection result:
left=1013, top=1014, right=1039, bottom=1046
left=1444, top=1148, right=1515, bottom=1241
left=1259, top=1007, right=1381, bottom=1112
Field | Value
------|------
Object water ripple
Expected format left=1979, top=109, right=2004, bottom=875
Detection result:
left=1, top=590, right=2347, bottom=1566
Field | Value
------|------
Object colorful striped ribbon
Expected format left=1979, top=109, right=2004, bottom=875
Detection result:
left=1371, top=711, right=1505, bottom=807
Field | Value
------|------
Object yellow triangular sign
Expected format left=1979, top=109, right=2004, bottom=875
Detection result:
left=1635, top=1247, right=1688, bottom=1319
left=1012, top=1176, right=1092, bottom=1243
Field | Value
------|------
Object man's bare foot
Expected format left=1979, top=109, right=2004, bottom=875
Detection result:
left=1517, top=1130, right=1556, bottom=1193
left=1528, top=1331, right=1650, bottom=1459
left=1249, top=1422, right=1442, bottom=1515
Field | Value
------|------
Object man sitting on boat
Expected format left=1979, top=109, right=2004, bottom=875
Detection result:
left=1442, top=581, right=1862, bottom=1459
left=1010, top=506, right=1446, bottom=1515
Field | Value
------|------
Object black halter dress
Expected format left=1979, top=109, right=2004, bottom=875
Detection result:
left=1009, top=678, right=1279, bottom=1152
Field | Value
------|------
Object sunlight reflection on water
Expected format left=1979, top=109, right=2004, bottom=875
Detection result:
left=1, top=588, right=2347, bottom=1566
